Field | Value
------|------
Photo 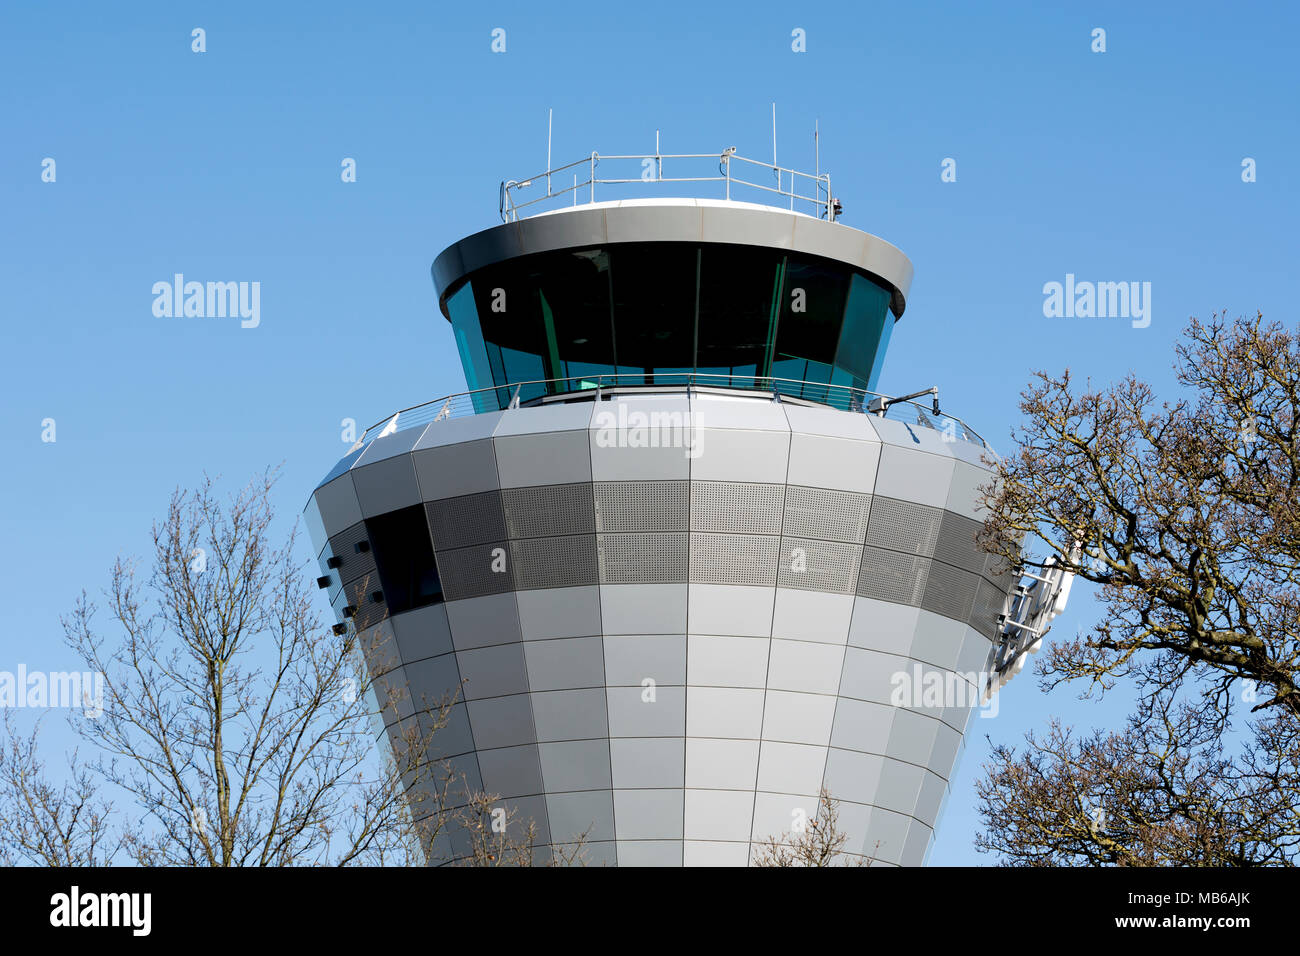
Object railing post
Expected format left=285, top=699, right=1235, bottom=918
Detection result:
left=590, top=151, right=597, bottom=205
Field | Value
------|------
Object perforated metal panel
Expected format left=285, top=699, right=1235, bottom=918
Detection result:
left=594, top=481, right=689, bottom=532
left=598, top=532, right=689, bottom=584
left=782, top=486, right=872, bottom=543
left=981, top=549, right=1017, bottom=593
left=776, top=536, right=863, bottom=593
left=342, top=578, right=388, bottom=629
left=502, top=483, right=596, bottom=538
left=970, top=577, right=1006, bottom=640
left=690, top=481, right=785, bottom=535
left=932, top=512, right=986, bottom=575
left=689, top=532, right=780, bottom=586
left=865, top=497, right=943, bottom=557
left=510, top=535, right=599, bottom=590
left=434, top=542, right=515, bottom=601
left=425, top=491, right=507, bottom=550
left=328, top=522, right=376, bottom=587
left=857, top=546, right=930, bottom=606
left=920, top=560, right=980, bottom=623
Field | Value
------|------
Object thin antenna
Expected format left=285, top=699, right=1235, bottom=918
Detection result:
left=772, top=102, right=778, bottom=185
left=547, top=108, right=553, bottom=196
left=815, top=119, right=821, bottom=216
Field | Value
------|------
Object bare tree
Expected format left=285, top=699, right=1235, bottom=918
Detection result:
left=0, top=472, right=487, bottom=865
left=0, top=712, right=127, bottom=866
left=976, top=313, right=1300, bottom=864
left=753, top=787, right=875, bottom=866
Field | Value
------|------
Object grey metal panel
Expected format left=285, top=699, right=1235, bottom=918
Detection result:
left=412, top=438, right=501, bottom=500
left=846, top=597, right=920, bottom=656
left=689, top=533, right=780, bottom=587
left=771, top=589, right=856, bottom=645
left=594, top=480, right=689, bottom=532
left=873, top=445, right=957, bottom=510
left=688, top=427, right=791, bottom=484
left=604, top=634, right=687, bottom=686
left=785, top=433, right=881, bottom=495
left=908, top=611, right=968, bottom=672
left=945, top=459, right=993, bottom=521
left=425, top=491, right=507, bottom=550
left=327, top=522, right=376, bottom=588
left=444, top=592, right=523, bottom=650
left=782, top=486, right=872, bottom=543
left=617, top=841, right=683, bottom=866
left=829, top=697, right=898, bottom=756
left=970, top=578, right=1005, bottom=640
left=589, top=398, right=694, bottom=481
left=901, top=821, right=933, bottom=867
left=598, top=532, right=689, bottom=584
left=538, top=738, right=613, bottom=792
left=920, top=560, right=980, bottom=624
left=613, top=788, right=684, bottom=841
left=606, top=685, right=686, bottom=737
left=981, top=549, right=1017, bottom=591
left=756, top=741, right=830, bottom=796
left=685, top=789, right=757, bottom=842
left=455, top=642, right=531, bottom=700
left=313, top=473, right=362, bottom=533
left=776, top=536, right=862, bottom=594
left=353, top=426, right=427, bottom=468
left=857, top=546, right=931, bottom=606
left=494, top=401, right=595, bottom=437
left=302, top=495, right=328, bottom=559
left=687, top=634, right=770, bottom=688
left=434, top=200, right=914, bottom=318
left=609, top=737, right=686, bottom=789
left=865, top=497, right=943, bottom=557
left=435, top=541, right=514, bottom=600
left=690, top=481, right=784, bottom=535
left=412, top=410, right=506, bottom=450
left=501, top=483, right=595, bottom=537
left=685, top=738, right=760, bottom=790
left=600, top=583, right=689, bottom=635
left=350, top=453, right=422, bottom=519
left=822, top=747, right=886, bottom=806
left=688, top=584, right=776, bottom=638
left=545, top=790, right=615, bottom=843
left=516, top=586, right=603, bottom=640
left=760, top=690, right=837, bottom=745
left=932, top=511, right=986, bottom=575
left=476, top=744, right=545, bottom=798
left=523, top=636, right=606, bottom=691
left=493, top=430, right=593, bottom=488
left=390, top=603, right=455, bottom=663
left=765, top=639, right=846, bottom=696
left=686, top=686, right=766, bottom=738
left=530, top=688, right=609, bottom=742
left=510, top=534, right=599, bottom=589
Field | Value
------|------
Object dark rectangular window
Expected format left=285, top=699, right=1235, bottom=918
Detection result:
left=364, top=505, right=443, bottom=613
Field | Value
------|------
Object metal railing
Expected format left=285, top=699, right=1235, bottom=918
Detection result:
left=357, top=373, right=987, bottom=449
left=500, top=150, right=836, bottom=223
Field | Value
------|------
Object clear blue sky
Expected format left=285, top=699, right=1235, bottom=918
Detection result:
left=2, top=0, right=1294, bottom=865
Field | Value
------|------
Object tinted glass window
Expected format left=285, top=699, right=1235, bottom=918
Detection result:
left=696, top=244, right=783, bottom=384
left=609, top=244, right=697, bottom=383
left=446, top=241, right=895, bottom=405
left=364, top=506, right=443, bottom=613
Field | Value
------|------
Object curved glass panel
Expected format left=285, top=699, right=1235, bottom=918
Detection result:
left=444, top=241, right=895, bottom=409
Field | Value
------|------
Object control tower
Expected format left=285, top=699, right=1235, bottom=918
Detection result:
left=304, top=150, right=1066, bottom=865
